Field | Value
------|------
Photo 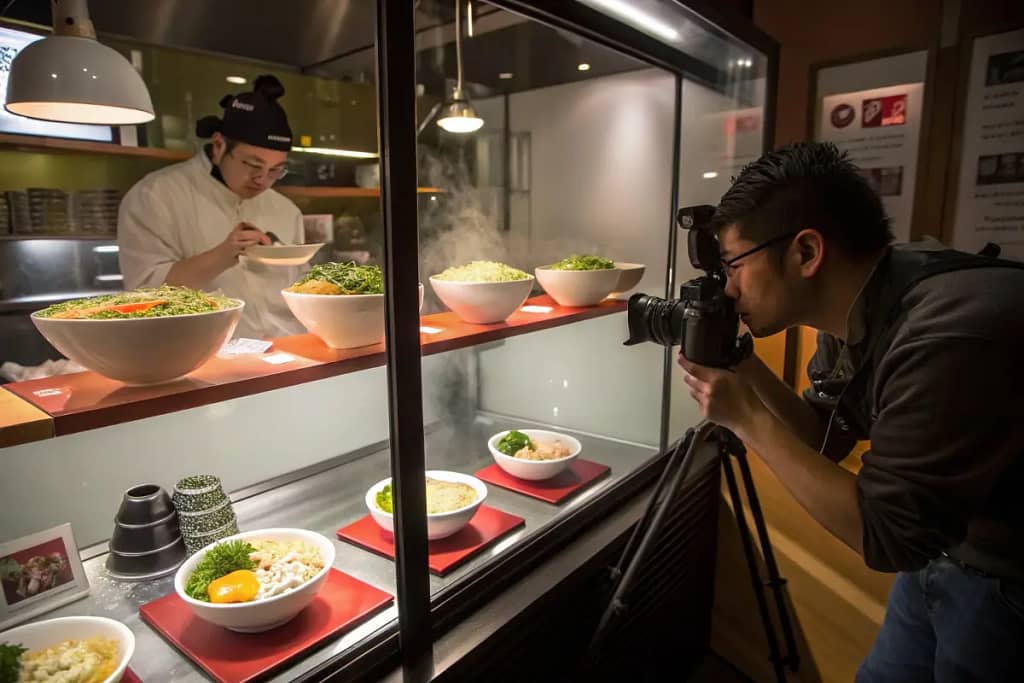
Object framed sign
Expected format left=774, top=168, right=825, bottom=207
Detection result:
left=0, top=523, right=90, bottom=630
left=811, top=49, right=931, bottom=243
left=950, top=27, right=1024, bottom=261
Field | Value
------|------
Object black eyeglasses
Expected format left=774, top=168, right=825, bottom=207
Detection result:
left=722, top=231, right=799, bottom=268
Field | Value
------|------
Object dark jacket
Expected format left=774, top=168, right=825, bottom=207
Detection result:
left=803, top=242, right=1024, bottom=580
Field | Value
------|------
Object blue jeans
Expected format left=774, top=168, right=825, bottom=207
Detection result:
left=856, top=556, right=1024, bottom=682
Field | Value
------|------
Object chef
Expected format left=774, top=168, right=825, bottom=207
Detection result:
left=118, top=74, right=305, bottom=339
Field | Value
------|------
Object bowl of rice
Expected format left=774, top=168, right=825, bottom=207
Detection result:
left=366, top=470, right=487, bottom=540
left=172, top=528, right=335, bottom=633
left=282, top=262, right=423, bottom=349
left=31, top=286, right=243, bottom=385
left=534, top=255, right=620, bottom=308
left=429, top=261, right=534, bottom=324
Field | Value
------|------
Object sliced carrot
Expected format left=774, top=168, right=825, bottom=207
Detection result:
left=51, top=300, right=166, bottom=319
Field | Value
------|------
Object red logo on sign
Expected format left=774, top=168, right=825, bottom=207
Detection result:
left=862, top=95, right=907, bottom=127
left=830, top=103, right=855, bottom=128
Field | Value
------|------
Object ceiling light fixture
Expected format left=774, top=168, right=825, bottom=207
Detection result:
left=5, top=0, right=154, bottom=125
left=226, top=76, right=247, bottom=85
left=437, top=0, right=483, bottom=134
left=702, top=171, right=718, bottom=179
left=577, top=63, right=591, bottom=72
left=580, top=0, right=680, bottom=42
left=499, top=72, right=514, bottom=80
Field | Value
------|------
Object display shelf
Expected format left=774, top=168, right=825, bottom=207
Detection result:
left=33, top=418, right=657, bottom=682
left=0, top=133, right=192, bottom=161
left=0, top=234, right=115, bottom=241
left=0, top=295, right=625, bottom=446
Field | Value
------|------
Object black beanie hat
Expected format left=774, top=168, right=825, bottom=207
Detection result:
left=195, top=75, right=293, bottom=152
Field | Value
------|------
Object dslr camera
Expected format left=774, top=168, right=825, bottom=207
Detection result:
left=624, top=204, right=752, bottom=368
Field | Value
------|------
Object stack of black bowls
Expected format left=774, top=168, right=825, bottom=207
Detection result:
left=105, top=484, right=187, bottom=581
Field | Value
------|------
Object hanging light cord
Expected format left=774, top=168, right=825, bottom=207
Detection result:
left=454, top=0, right=463, bottom=94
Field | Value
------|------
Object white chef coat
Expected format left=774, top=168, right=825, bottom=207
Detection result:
left=118, top=151, right=305, bottom=339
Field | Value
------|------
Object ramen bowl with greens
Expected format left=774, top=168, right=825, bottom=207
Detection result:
left=429, top=260, right=534, bottom=324
left=31, top=286, right=244, bottom=385
left=535, top=255, right=619, bottom=307
left=282, top=262, right=423, bottom=349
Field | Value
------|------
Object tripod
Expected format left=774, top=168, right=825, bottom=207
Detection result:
left=587, top=420, right=800, bottom=682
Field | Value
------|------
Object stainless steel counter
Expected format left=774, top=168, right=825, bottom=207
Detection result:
left=37, top=414, right=659, bottom=681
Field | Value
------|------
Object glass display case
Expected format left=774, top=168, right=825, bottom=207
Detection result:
left=0, top=1, right=775, bottom=680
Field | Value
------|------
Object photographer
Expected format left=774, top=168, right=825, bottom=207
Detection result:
left=679, top=142, right=1024, bottom=681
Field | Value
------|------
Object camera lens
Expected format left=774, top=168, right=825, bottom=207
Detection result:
left=624, top=293, right=684, bottom=347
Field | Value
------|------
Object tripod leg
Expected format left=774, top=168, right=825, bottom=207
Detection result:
left=722, top=452, right=787, bottom=683
left=611, top=427, right=696, bottom=583
left=587, top=422, right=712, bottom=660
left=734, top=450, right=800, bottom=673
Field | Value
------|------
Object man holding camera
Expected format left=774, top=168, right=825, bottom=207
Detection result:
left=679, top=142, right=1024, bottom=681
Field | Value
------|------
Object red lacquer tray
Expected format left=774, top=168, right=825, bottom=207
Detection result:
left=139, top=569, right=392, bottom=682
left=475, top=459, right=611, bottom=504
left=337, top=505, right=525, bottom=576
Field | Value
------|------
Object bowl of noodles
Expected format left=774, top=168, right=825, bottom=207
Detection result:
left=172, top=528, right=335, bottom=633
left=0, top=615, right=135, bottom=683
left=366, top=470, right=487, bottom=540
left=282, top=262, right=422, bottom=349
left=31, top=286, right=243, bottom=385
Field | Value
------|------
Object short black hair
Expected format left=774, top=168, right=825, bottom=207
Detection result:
left=713, top=142, right=893, bottom=260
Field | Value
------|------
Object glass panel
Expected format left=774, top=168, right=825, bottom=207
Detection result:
left=669, top=57, right=768, bottom=437
left=409, top=2, right=676, bottom=597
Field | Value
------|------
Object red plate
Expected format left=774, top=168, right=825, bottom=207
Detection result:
left=122, top=669, right=142, bottom=683
left=475, top=459, right=611, bottom=504
left=139, top=569, right=392, bottom=683
left=337, top=505, right=525, bottom=576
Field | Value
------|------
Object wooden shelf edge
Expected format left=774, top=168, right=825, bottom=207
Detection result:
left=0, top=387, right=55, bottom=447
left=2, top=296, right=626, bottom=443
left=277, top=186, right=444, bottom=198
left=0, top=133, right=192, bottom=161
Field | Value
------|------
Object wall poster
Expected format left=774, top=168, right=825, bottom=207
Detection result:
left=813, top=51, right=929, bottom=244
left=951, top=27, right=1024, bottom=261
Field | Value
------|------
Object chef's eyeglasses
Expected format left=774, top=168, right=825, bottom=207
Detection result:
left=227, top=149, right=289, bottom=182
left=721, top=231, right=798, bottom=273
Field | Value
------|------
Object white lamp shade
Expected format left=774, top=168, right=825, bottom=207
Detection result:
left=436, top=99, right=484, bottom=134
left=5, top=35, right=154, bottom=125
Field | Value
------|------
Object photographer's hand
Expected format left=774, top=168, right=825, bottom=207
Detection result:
left=679, top=352, right=864, bottom=557
left=678, top=353, right=766, bottom=435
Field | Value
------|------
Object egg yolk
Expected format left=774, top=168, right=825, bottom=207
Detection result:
left=208, top=569, right=260, bottom=603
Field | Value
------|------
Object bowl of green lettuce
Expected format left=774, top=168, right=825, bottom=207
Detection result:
left=429, top=260, right=534, bottom=324
left=282, top=262, right=423, bottom=349
left=535, top=255, right=619, bottom=307
left=31, top=286, right=244, bottom=385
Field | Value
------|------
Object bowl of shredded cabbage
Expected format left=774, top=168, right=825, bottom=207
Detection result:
left=429, top=261, right=534, bottom=324
left=31, top=286, right=243, bottom=385
left=282, top=262, right=422, bottom=349
left=534, top=255, right=619, bottom=307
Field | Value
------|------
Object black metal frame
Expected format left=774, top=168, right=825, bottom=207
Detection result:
left=306, top=1, right=780, bottom=680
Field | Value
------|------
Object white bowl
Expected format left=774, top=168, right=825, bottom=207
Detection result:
left=365, top=470, right=487, bottom=540
left=245, top=243, right=324, bottom=266
left=610, top=263, right=646, bottom=296
left=173, top=528, right=335, bottom=633
left=487, top=429, right=583, bottom=480
left=0, top=616, right=135, bottom=683
left=534, top=267, right=620, bottom=307
left=282, top=284, right=423, bottom=349
left=31, top=302, right=244, bottom=385
left=428, top=276, right=534, bottom=324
